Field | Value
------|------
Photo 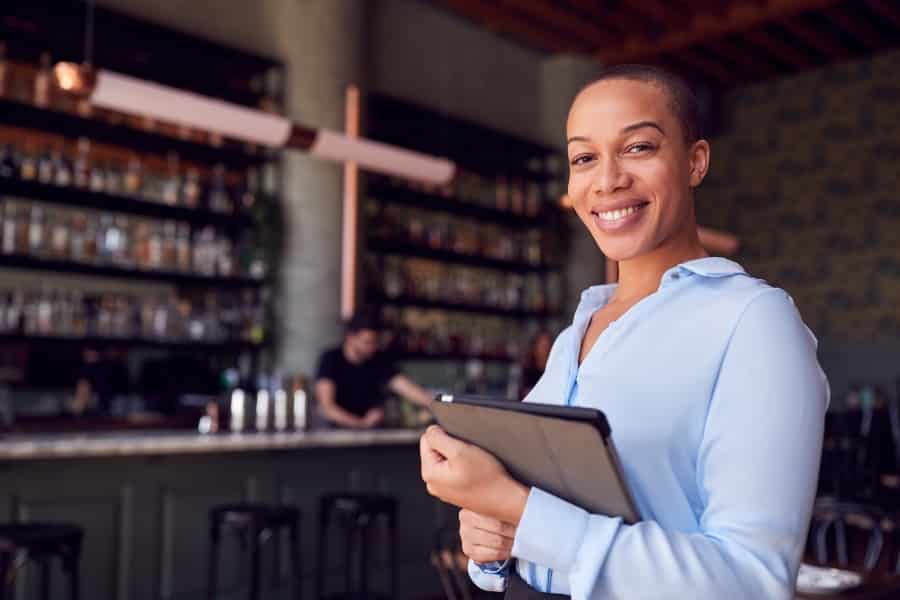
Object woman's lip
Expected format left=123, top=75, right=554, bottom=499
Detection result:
left=591, top=202, right=648, bottom=233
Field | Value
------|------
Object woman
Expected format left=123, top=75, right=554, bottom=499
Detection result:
left=420, top=65, right=828, bottom=599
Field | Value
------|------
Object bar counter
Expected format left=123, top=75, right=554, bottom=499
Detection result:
left=0, top=427, right=423, bottom=460
left=0, top=427, right=442, bottom=600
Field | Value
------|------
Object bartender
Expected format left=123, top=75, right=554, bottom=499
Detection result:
left=315, top=310, right=432, bottom=428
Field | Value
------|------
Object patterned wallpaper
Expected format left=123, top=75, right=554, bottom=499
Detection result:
left=697, top=48, right=900, bottom=343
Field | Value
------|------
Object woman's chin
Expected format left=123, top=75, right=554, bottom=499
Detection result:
left=594, top=237, right=648, bottom=263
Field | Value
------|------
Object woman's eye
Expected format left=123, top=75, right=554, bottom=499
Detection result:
left=570, top=154, right=593, bottom=166
left=626, top=143, right=654, bottom=154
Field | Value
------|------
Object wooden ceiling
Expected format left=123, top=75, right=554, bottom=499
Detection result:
left=439, top=0, right=900, bottom=87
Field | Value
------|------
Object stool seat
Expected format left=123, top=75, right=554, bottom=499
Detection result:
left=211, top=504, right=300, bottom=528
left=208, top=503, right=302, bottom=600
left=0, top=522, right=83, bottom=600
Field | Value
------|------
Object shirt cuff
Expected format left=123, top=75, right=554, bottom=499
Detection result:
left=511, top=487, right=592, bottom=571
left=475, top=559, right=510, bottom=575
left=468, top=559, right=508, bottom=592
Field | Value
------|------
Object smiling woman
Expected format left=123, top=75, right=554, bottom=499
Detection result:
left=420, top=65, right=829, bottom=599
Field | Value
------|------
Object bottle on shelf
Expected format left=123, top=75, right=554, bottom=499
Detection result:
left=161, top=152, right=181, bottom=206
left=0, top=144, right=18, bottom=178
left=175, top=222, right=191, bottom=272
left=290, top=375, right=309, bottom=431
left=49, top=206, right=70, bottom=259
left=104, top=161, right=123, bottom=195
left=27, top=204, right=46, bottom=257
left=51, top=146, right=73, bottom=187
left=124, top=154, right=143, bottom=197
left=33, top=52, right=52, bottom=109
left=74, top=138, right=91, bottom=189
left=37, top=146, right=54, bottom=184
left=181, top=167, right=201, bottom=209
left=208, top=163, right=233, bottom=214
left=19, top=143, right=37, bottom=181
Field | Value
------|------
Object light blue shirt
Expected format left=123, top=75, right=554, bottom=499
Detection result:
left=469, top=257, right=828, bottom=599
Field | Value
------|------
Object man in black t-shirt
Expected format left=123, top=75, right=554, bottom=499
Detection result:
left=315, top=311, right=432, bottom=428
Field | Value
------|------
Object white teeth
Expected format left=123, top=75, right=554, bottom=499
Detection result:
left=596, top=204, right=643, bottom=221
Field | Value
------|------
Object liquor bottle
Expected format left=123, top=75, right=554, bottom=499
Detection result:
left=113, top=215, right=131, bottom=267
left=241, top=168, right=258, bottom=214
left=33, top=52, right=52, bottom=108
left=161, top=152, right=181, bottom=206
left=146, top=222, right=162, bottom=270
left=162, top=221, right=178, bottom=270
left=124, top=154, right=143, bottom=197
left=19, top=144, right=37, bottom=181
left=208, top=164, right=233, bottom=214
left=73, top=138, right=91, bottom=189
left=1, top=201, right=18, bottom=255
left=181, top=168, right=201, bottom=209
left=69, top=212, right=87, bottom=262
left=51, top=147, right=73, bottom=187
left=49, top=207, right=70, bottom=258
left=82, top=212, right=99, bottom=264
left=88, top=159, right=105, bottom=193
left=525, top=181, right=542, bottom=217
left=28, top=204, right=45, bottom=257
left=510, top=178, right=525, bottom=215
left=0, top=144, right=17, bottom=178
left=37, top=147, right=54, bottom=184
left=104, top=162, right=123, bottom=195
left=495, top=175, right=509, bottom=212
left=175, top=223, right=191, bottom=272
left=290, top=375, right=309, bottom=431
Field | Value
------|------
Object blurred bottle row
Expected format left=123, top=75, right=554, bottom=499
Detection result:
left=373, top=256, right=562, bottom=314
left=0, top=199, right=268, bottom=279
left=380, top=307, right=533, bottom=361
left=368, top=201, right=553, bottom=266
left=0, top=130, right=263, bottom=216
left=0, top=44, right=279, bottom=151
left=0, top=287, right=266, bottom=344
left=371, top=168, right=546, bottom=216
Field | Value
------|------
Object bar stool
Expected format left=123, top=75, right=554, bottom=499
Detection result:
left=207, top=503, right=302, bottom=600
left=315, top=493, right=397, bottom=600
left=0, top=522, right=83, bottom=600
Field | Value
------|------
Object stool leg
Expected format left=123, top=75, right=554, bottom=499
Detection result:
left=250, top=524, right=263, bottom=600
left=63, top=538, right=82, bottom=600
left=360, top=523, right=369, bottom=599
left=290, top=517, right=302, bottom=600
left=208, top=518, right=221, bottom=600
left=344, top=521, right=354, bottom=599
left=315, top=504, right=328, bottom=600
left=40, top=557, right=52, bottom=600
left=389, top=509, right=397, bottom=600
left=0, top=551, right=10, bottom=600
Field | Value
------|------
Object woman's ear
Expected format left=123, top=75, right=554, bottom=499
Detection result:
left=688, top=139, right=710, bottom=188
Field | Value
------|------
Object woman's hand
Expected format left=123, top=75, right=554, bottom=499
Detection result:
left=459, top=509, right=516, bottom=563
left=420, top=425, right=529, bottom=525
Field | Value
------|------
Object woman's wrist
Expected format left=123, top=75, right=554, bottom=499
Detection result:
left=498, top=479, right=530, bottom=526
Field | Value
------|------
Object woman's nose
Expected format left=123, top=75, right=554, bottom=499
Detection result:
left=592, top=156, right=631, bottom=195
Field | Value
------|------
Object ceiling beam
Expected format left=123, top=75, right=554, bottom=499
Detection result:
left=708, top=38, right=776, bottom=80
left=781, top=18, right=851, bottom=59
left=443, top=0, right=585, bottom=53
left=669, top=48, right=736, bottom=85
left=597, top=0, right=841, bottom=64
left=560, top=0, right=661, bottom=41
left=822, top=3, right=884, bottom=50
left=620, top=0, right=693, bottom=29
left=502, top=0, right=620, bottom=49
left=743, top=28, right=816, bottom=69
left=865, top=0, right=900, bottom=29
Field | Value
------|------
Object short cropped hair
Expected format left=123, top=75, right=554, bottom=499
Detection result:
left=345, top=308, right=381, bottom=335
left=583, top=64, right=701, bottom=143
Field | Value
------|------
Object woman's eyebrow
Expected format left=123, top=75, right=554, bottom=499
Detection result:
left=567, top=121, right=664, bottom=145
left=622, top=121, right=665, bottom=135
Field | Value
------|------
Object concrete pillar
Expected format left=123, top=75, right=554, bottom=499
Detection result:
left=260, top=0, right=368, bottom=376
left=539, top=55, right=607, bottom=313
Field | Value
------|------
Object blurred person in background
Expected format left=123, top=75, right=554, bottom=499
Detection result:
left=315, top=308, right=432, bottom=428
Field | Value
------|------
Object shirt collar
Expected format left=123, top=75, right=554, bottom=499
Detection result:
left=574, top=257, right=746, bottom=315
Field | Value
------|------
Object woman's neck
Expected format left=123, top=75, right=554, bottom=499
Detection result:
left=612, top=226, right=708, bottom=305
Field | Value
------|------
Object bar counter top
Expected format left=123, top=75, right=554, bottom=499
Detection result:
left=0, top=427, right=424, bottom=460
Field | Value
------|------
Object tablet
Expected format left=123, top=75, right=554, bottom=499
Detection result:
left=429, top=394, right=640, bottom=524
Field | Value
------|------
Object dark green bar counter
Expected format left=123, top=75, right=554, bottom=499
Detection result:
left=0, top=429, right=444, bottom=600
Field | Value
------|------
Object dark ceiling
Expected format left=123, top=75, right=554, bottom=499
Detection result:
left=438, top=0, right=900, bottom=87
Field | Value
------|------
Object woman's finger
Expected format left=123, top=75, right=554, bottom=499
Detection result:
left=423, top=425, right=467, bottom=460
left=460, top=509, right=517, bottom=539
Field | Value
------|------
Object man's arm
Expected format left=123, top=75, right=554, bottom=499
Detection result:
left=388, top=374, right=433, bottom=407
left=315, top=378, right=367, bottom=428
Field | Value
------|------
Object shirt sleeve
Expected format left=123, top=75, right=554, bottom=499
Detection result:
left=315, top=350, right=338, bottom=383
left=467, top=559, right=510, bottom=592
left=510, top=288, right=828, bottom=599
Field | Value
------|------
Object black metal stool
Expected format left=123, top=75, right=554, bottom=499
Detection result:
left=207, top=504, right=302, bottom=600
left=315, top=493, right=397, bottom=600
left=0, top=522, right=83, bottom=600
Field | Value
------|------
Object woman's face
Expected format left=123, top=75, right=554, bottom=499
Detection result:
left=566, top=78, right=709, bottom=262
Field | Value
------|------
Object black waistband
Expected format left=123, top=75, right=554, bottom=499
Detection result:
left=505, top=567, right=570, bottom=600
